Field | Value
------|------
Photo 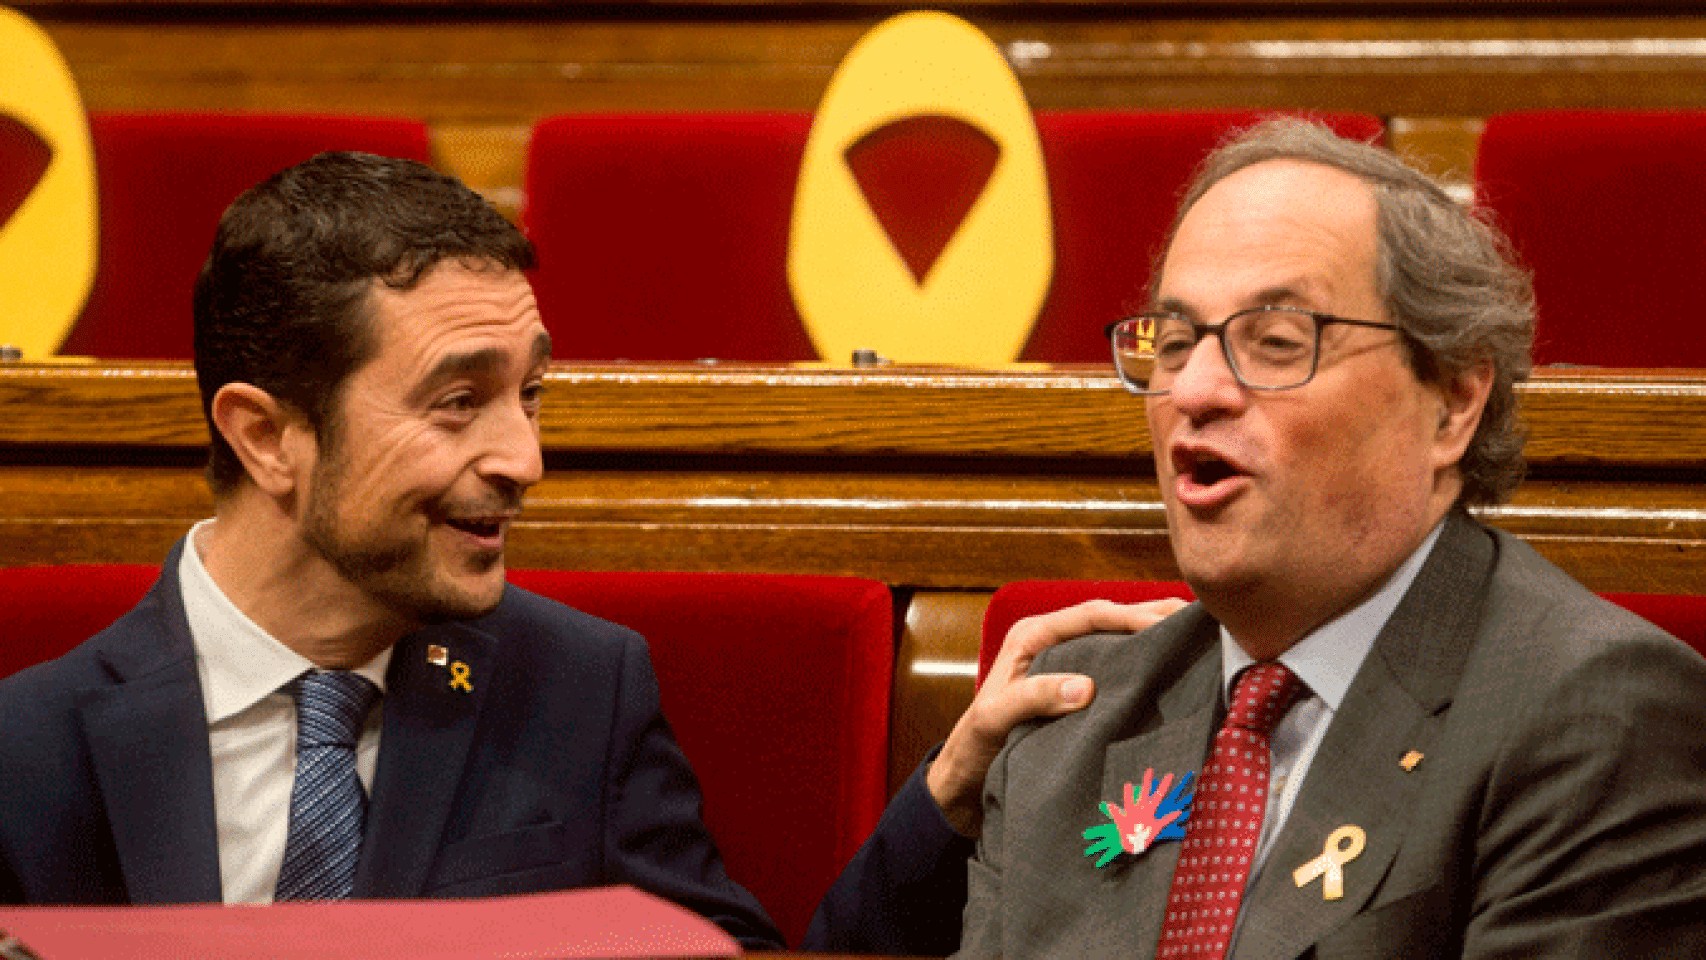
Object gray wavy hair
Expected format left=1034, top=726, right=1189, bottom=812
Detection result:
left=1162, top=119, right=1535, bottom=507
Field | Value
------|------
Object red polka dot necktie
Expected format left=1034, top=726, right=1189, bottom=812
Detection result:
left=1155, top=662, right=1308, bottom=959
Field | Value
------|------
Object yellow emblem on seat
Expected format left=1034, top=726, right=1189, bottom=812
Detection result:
left=0, top=8, right=96, bottom=360
left=788, top=11, right=1052, bottom=366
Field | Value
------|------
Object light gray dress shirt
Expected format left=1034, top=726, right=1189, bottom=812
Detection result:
left=1220, top=519, right=1445, bottom=900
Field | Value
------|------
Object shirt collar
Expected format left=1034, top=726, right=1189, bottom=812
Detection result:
left=1221, top=518, right=1446, bottom=711
left=181, top=519, right=391, bottom=725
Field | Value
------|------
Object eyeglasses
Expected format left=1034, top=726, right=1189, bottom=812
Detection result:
left=1106, top=306, right=1403, bottom=395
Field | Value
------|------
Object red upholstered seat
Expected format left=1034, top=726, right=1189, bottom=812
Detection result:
left=978, top=579, right=1196, bottom=685
left=1602, top=592, right=1706, bottom=658
left=61, top=113, right=433, bottom=359
left=0, top=564, right=159, bottom=680
left=504, top=570, right=893, bottom=946
left=1021, top=110, right=1387, bottom=363
left=979, top=579, right=1706, bottom=684
left=1475, top=110, right=1706, bottom=369
left=523, top=113, right=819, bottom=363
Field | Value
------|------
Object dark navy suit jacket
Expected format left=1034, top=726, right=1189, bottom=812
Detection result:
left=0, top=539, right=973, bottom=953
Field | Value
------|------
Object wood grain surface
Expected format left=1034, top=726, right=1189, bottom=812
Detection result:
left=0, top=363, right=1699, bottom=591
left=27, top=7, right=1706, bottom=219
left=3, top=360, right=1700, bottom=790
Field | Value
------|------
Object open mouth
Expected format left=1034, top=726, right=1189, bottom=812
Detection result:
left=1170, top=444, right=1250, bottom=507
left=446, top=517, right=505, bottom=539
left=1188, top=453, right=1239, bottom=487
left=1174, top=446, right=1243, bottom=485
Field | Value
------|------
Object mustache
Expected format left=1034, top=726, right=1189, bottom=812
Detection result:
left=435, top=491, right=526, bottom=519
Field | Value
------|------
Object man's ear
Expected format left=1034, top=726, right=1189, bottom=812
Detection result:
left=1432, top=358, right=1494, bottom=470
left=209, top=383, right=316, bottom=499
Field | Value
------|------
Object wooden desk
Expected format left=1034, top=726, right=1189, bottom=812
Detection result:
left=2, top=361, right=1702, bottom=788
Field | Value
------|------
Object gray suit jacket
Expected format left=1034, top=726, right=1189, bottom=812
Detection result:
left=961, top=512, right=1706, bottom=959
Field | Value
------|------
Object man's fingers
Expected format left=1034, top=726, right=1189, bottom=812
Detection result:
left=994, top=598, right=1188, bottom=678
left=974, top=673, right=1094, bottom=734
left=1035, top=597, right=1186, bottom=639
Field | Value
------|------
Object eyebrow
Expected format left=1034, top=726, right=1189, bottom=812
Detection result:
left=411, top=331, right=554, bottom=403
left=531, top=331, right=554, bottom=366
left=1154, top=285, right=1319, bottom=318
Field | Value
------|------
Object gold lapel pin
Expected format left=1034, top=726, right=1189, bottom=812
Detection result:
left=1294, top=825, right=1366, bottom=901
left=448, top=660, right=473, bottom=693
left=427, top=645, right=472, bottom=692
left=1400, top=750, right=1424, bottom=771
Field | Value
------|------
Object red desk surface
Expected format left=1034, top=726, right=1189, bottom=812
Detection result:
left=0, top=886, right=738, bottom=959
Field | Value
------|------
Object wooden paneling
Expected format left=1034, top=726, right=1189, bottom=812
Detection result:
left=26, top=7, right=1706, bottom=216
left=890, top=591, right=989, bottom=795
left=3, top=360, right=1702, bottom=790
left=42, top=17, right=1706, bottom=118
left=8, top=363, right=1706, bottom=464
left=1, top=363, right=1702, bottom=591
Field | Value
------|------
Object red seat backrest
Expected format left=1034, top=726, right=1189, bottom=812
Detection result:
left=1475, top=110, right=1706, bottom=369
left=523, top=110, right=1384, bottom=365
left=979, top=579, right=1196, bottom=685
left=505, top=570, right=893, bottom=946
left=523, top=113, right=819, bottom=363
left=1602, top=592, right=1706, bottom=659
left=62, top=112, right=434, bottom=359
left=1021, top=110, right=1387, bottom=363
left=0, top=564, right=161, bottom=679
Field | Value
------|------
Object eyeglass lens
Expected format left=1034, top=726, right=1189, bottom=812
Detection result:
left=1112, top=309, right=1319, bottom=392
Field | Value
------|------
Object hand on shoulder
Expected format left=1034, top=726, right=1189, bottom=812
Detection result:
left=926, top=597, right=1185, bottom=836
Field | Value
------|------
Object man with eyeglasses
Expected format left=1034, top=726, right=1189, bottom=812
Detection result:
left=957, top=120, right=1706, bottom=958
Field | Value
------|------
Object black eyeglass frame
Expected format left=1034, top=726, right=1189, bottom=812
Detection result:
left=1104, top=306, right=1405, bottom=395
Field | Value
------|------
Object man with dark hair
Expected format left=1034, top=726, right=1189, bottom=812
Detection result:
left=959, top=120, right=1706, bottom=958
left=191, top=151, right=538, bottom=499
left=0, top=151, right=1167, bottom=951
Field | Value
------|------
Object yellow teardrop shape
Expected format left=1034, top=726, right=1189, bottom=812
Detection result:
left=0, top=8, right=96, bottom=360
left=788, top=11, right=1052, bottom=366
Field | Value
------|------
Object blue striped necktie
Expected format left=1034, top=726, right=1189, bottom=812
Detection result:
left=275, top=670, right=380, bottom=901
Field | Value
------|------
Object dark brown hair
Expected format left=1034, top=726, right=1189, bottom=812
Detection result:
left=192, top=151, right=535, bottom=495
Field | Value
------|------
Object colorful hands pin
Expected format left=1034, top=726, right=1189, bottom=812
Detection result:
left=1082, top=768, right=1195, bottom=867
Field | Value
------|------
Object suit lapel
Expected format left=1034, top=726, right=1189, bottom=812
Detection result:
left=1234, top=513, right=1495, bottom=959
left=1233, top=659, right=1441, bottom=957
left=76, top=550, right=224, bottom=904
left=354, top=622, right=497, bottom=897
left=1090, top=612, right=1223, bottom=953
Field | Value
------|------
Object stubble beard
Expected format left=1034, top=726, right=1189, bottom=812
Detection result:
left=302, top=451, right=505, bottom=626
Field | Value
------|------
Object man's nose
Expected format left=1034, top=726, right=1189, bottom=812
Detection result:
left=479, top=399, right=544, bottom=489
left=1166, top=336, right=1246, bottom=421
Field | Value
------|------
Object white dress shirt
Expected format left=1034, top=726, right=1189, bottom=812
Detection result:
left=179, top=519, right=391, bottom=904
left=1220, top=518, right=1445, bottom=887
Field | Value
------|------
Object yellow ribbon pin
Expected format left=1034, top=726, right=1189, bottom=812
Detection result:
left=448, top=661, right=473, bottom=693
left=1293, top=825, right=1366, bottom=900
